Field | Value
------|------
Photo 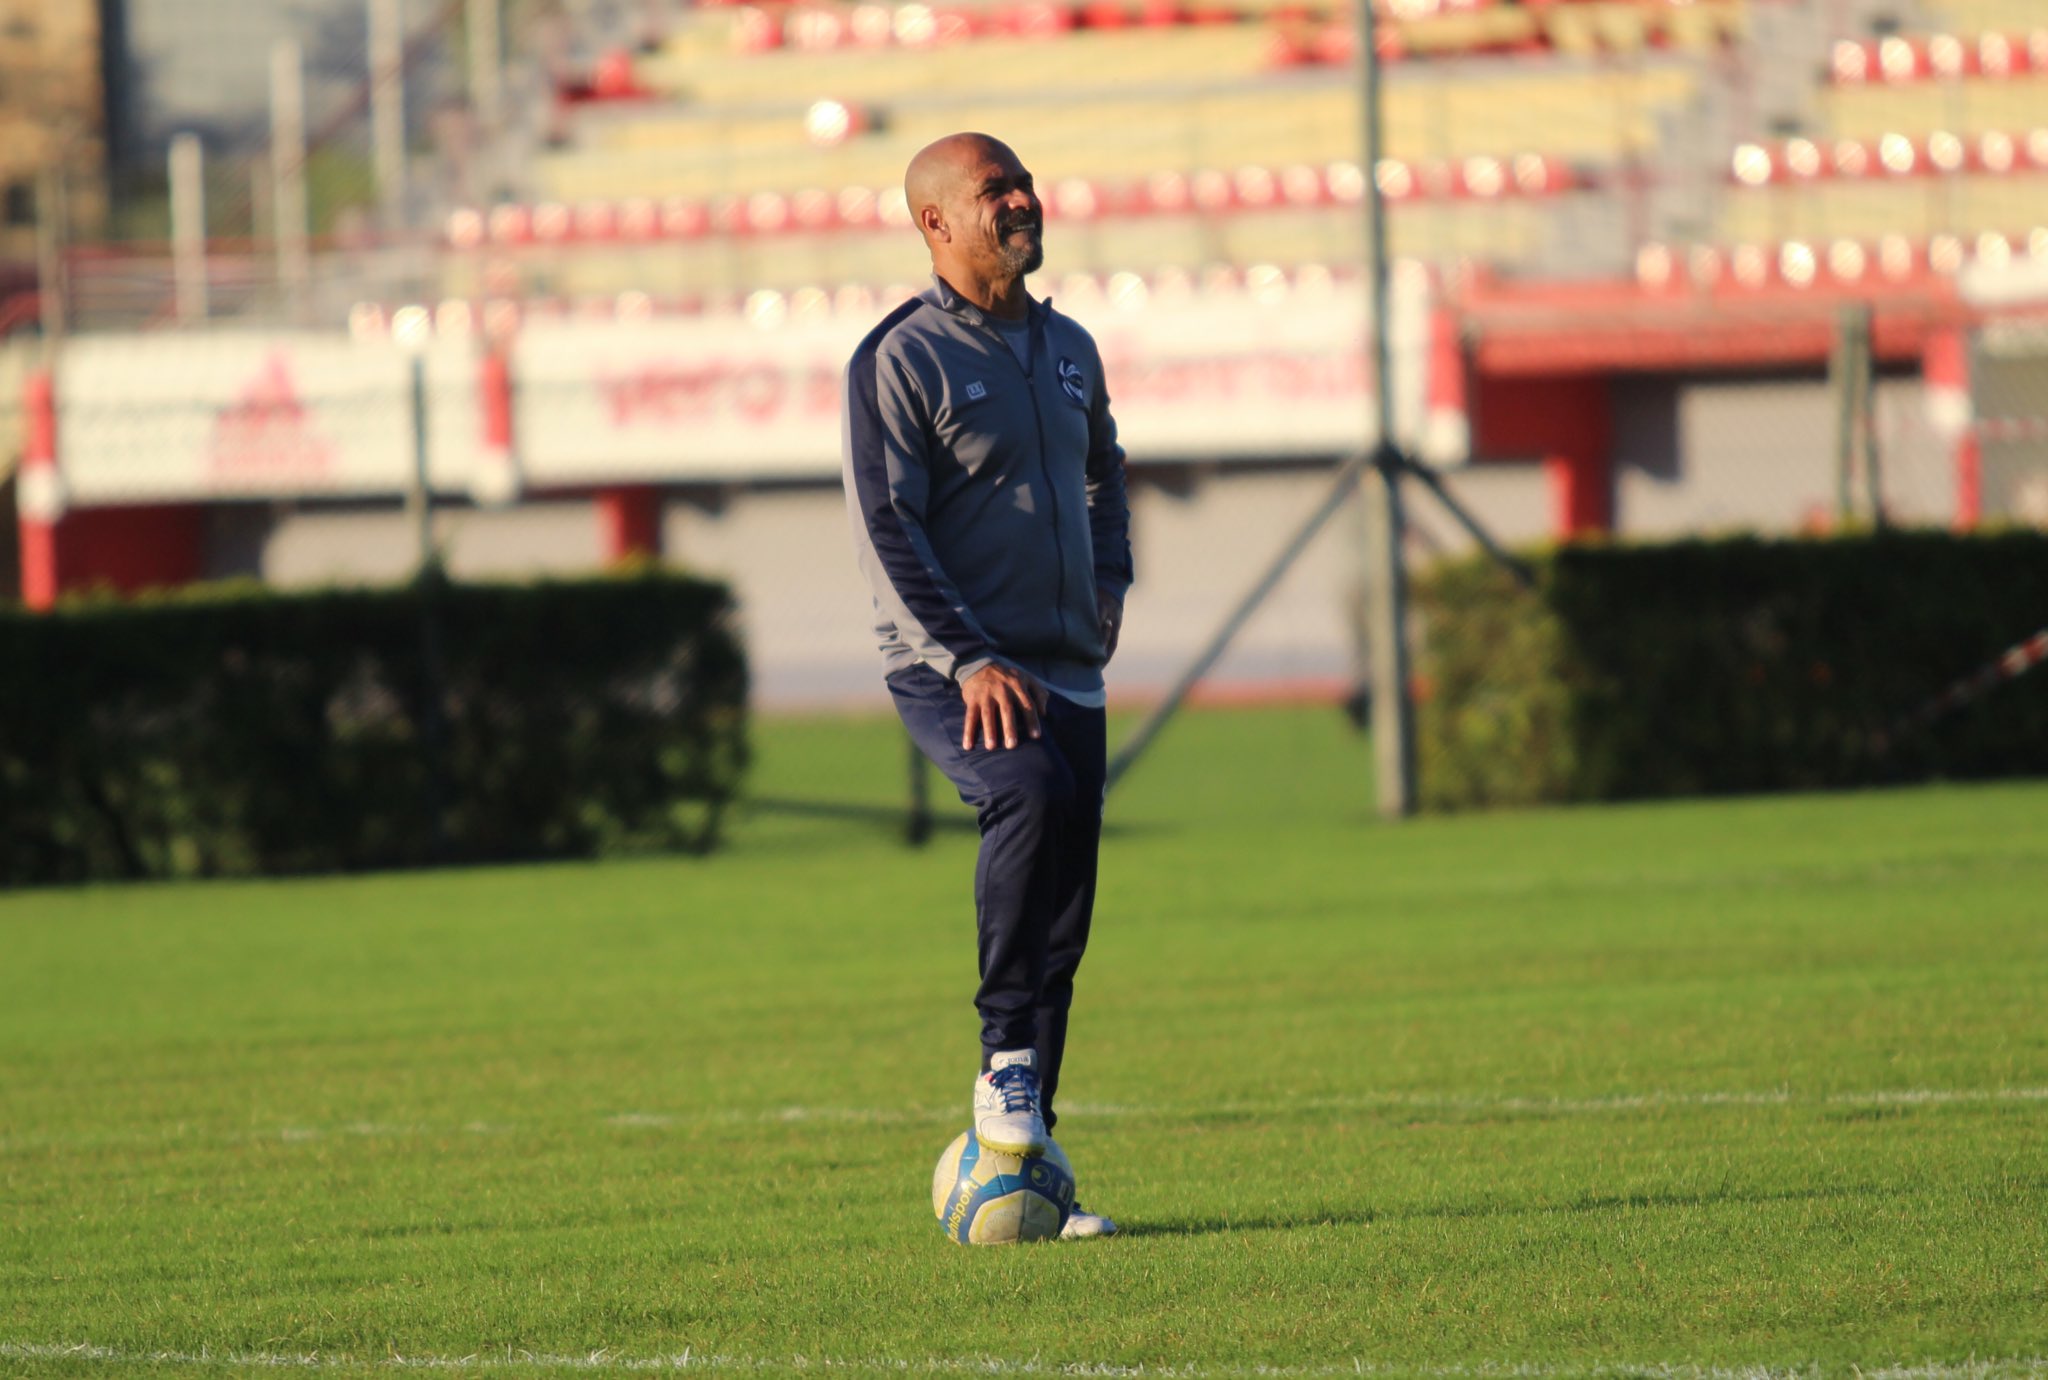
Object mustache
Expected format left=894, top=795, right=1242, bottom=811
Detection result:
left=998, top=213, right=1042, bottom=234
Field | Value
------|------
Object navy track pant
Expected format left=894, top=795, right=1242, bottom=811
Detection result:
left=886, top=662, right=1106, bottom=1132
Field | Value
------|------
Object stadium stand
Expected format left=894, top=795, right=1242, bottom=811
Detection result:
left=1697, top=0, right=2048, bottom=266
left=1718, top=128, right=2048, bottom=242
left=391, top=0, right=2048, bottom=327
left=475, top=0, right=1708, bottom=301
left=436, top=0, right=2044, bottom=341
left=27, top=0, right=2048, bottom=634
left=539, top=59, right=1694, bottom=197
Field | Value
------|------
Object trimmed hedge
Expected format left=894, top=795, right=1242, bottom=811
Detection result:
left=0, top=571, right=748, bottom=885
left=1415, top=531, right=2048, bottom=810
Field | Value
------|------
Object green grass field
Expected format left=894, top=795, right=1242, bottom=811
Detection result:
left=4, top=705, right=2046, bottom=1378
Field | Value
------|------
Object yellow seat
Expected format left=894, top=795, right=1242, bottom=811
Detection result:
left=1913, top=0, right=2046, bottom=34
left=1822, top=78, right=2048, bottom=142
left=507, top=7, right=1717, bottom=295
left=541, top=55, right=1699, bottom=205
left=1719, top=175, right=2048, bottom=244
left=639, top=25, right=1274, bottom=106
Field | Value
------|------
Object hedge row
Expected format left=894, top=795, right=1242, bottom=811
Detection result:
left=1414, top=530, right=2048, bottom=810
left=0, top=572, right=748, bottom=885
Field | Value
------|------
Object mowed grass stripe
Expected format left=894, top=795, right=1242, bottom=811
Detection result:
left=6, top=1085, right=2048, bottom=1157
left=7, top=1341, right=2048, bottom=1378
left=2, top=706, right=2045, bottom=1377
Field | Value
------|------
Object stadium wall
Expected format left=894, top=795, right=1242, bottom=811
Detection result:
left=214, top=463, right=1553, bottom=710
left=11, top=277, right=2022, bottom=711
left=31, top=361, right=1936, bottom=713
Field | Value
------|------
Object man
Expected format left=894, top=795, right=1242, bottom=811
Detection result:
left=841, top=133, right=1133, bottom=1240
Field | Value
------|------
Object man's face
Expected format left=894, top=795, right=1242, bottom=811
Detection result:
left=954, top=147, right=1043, bottom=279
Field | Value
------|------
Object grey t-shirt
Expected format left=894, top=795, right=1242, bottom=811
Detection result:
left=988, top=312, right=1032, bottom=369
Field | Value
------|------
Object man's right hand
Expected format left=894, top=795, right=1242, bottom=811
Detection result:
left=959, top=663, right=1047, bottom=750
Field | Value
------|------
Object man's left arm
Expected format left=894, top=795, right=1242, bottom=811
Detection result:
left=1083, top=342, right=1134, bottom=660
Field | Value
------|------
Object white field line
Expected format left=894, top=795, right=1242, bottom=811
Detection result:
left=4, top=1342, right=2046, bottom=1379
left=3, top=1088, right=2044, bottom=1156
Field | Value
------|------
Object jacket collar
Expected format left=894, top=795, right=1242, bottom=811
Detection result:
left=926, top=273, right=1050, bottom=328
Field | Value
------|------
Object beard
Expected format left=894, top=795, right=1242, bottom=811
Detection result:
left=995, top=218, right=1044, bottom=276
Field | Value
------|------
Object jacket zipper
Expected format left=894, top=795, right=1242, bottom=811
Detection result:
left=973, top=309, right=1068, bottom=649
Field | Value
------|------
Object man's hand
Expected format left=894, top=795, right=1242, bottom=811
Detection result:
left=1097, top=589, right=1124, bottom=663
left=960, top=663, right=1048, bottom=750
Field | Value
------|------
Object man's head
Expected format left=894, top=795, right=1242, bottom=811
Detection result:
left=905, top=133, right=1043, bottom=290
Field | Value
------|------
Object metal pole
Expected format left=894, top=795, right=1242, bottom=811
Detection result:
left=1110, top=451, right=1375, bottom=790
left=407, top=350, right=438, bottom=575
left=33, top=163, right=67, bottom=348
left=169, top=134, right=209, bottom=324
left=249, top=158, right=274, bottom=244
left=1398, top=456, right=1536, bottom=589
left=467, top=0, right=503, bottom=134
left=403, top=338, right=449, bottom=860
left=269, top=40, right=311, bottom=323
left=1859, top=307, right=1886, bottom=529
left=370, top=0, right=409, bottom=230
left=1830, top=302, right=1860, bottom=523
left=1358, top=0, right=1418, bottom=819
left=1831, top=302, right=1878, bottom=527
left=1101, top=445, right=1534, bottom=792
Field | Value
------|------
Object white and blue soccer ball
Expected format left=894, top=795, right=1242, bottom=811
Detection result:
left=931, top=1130, right=1075, bottom=1245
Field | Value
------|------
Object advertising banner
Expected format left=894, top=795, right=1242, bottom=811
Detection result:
left=514, top=312, right=855, bottom=486
left=512, top=273, right=1431, bottom=484
left=45, top=275, right=1433, bottom=504
left=55, top=333, right=482, bottom=504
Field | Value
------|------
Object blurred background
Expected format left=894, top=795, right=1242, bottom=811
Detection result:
left=3, top=0, right=2046, bottom=723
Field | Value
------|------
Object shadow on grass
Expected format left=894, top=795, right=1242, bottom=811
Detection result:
left=742, top=796, right=1155, bottom=841
left=1116, top=1179, right=1902, bottom=1238
left=746, top=796, right=975, bottom=834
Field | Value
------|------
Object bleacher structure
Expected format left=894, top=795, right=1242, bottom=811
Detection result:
left=420, top=0, right=2045, bottom=536
left=14, top=0, right=2048, bottom=699
left=439, top=0, right=2038, bottom=291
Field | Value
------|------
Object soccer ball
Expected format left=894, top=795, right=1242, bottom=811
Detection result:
left=931, top=1130, right=1075, bottom=1245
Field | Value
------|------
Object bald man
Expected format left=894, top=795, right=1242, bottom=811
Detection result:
left=842, top=134, right=1132, bottom=1239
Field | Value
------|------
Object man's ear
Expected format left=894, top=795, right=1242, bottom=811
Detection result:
left=920, top=205, right=949, bottom=242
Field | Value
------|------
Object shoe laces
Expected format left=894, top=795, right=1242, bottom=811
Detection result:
left=987, top=1062, right=1039, bottom=1114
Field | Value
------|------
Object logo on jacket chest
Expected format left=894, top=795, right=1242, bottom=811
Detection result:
left=1056, top=357, right=1087, bottom=406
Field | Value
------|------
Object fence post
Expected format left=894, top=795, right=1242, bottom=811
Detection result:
left=1924, top=327, right=1976, bottom=530
left=473, top=347, right=520, bottom=507
left=1831, top=302, right=1878, bottom=527
left=270, top=40, right=311, bottom=324
left=18, top=369, right=63, bottom=610
left=1357, top=0, right=1417, bottom=819
left=395, top=319, right=450, bottom=860
left=169, top=134, right=210, bottom=325
left=598, top=488, right=663, bottom=563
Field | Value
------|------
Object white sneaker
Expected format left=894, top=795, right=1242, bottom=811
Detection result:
left=1061, top=1204, right=1118, bottom=1239
left=972, top=1049, right=1047, bottom=1155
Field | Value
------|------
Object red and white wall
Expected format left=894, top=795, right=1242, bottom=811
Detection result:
left=12, top=269, right=1454, bottom=607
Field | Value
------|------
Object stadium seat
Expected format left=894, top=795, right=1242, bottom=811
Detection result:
left=1719, top=176, right=2048, bottom=245
left=1822, top=75, right=2048, bottom=141
left=1828, top=31, right=2047, bottom=85
left=1726, top=129, right=2048, bottom=185
left=1915, top=0, right=2044, bottom=35
left=634, top=25, right=1273, bottom=106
